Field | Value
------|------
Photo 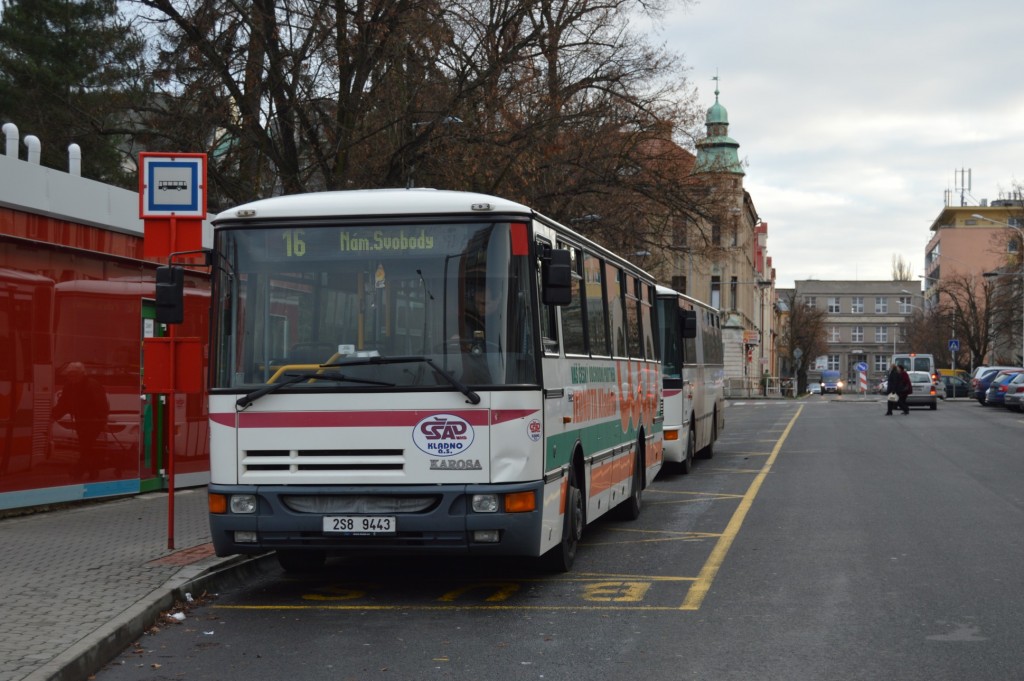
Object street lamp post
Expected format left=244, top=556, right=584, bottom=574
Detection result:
left=973, top=214, right=1024, bottom=366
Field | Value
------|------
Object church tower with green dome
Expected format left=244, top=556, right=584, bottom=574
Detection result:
left=694, top=82, right=745, bottom=175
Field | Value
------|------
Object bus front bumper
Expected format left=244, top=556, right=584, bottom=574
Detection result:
left=208, top=482, right=546, bottom=558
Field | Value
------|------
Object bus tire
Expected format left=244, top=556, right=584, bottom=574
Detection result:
left=679, top=425, right=695, bottom=475
left=276, top=550, right=326, bottom=573
left=542, top=469, right=583, bottom=572
left=697, top=413, right=716, bottom=460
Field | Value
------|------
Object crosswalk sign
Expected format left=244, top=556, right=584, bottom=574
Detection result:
left=948, top=339, right=960, bottom=352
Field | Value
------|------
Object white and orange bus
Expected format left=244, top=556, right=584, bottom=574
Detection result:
left=195, top=189, right=663, bottom=572
left=655, top=286, right=725, bottom=474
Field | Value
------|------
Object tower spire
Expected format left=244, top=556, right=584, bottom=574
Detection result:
left=693, top=71, right=744, bottom=176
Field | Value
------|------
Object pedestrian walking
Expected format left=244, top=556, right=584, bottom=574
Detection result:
left=896, top=365, right=913, bottom=414
left=884, top=363, right=912, bottom=416
left=885, top=364, right=900, bottom=415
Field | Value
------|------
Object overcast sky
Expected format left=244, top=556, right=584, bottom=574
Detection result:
left=657, top=0, right=1024, bottom=288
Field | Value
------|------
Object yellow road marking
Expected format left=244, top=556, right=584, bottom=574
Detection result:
left=215, top=604, right=707, bottom=611
left=679, top=405, right=802, bottom=610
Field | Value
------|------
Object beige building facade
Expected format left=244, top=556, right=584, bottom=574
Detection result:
left=794, top=280, right=923, bottom=389
left=685, top=87, right=778, bottom=386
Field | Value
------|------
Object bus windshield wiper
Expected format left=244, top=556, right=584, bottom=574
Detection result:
left=236, top=369, right=395, bottom=409
left=320, top=355, right=481, bottom=405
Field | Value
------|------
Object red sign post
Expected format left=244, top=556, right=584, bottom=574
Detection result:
left=139, top=152, right=208, bottom=549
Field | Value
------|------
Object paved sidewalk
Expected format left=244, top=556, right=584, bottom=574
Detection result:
left=0, top=488, right=268, bottom=681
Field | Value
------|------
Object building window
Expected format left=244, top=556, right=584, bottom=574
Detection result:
left=712, top=222, right=721, bottom=246
left=805, top=296, right=816, bottom=309
left=851, top=326, right=864, bottom=343
left=899, top=296, right=913, bottom=314
left=851, top=296, right=864, bottom=313
left=875, top=297, right=887, bottom=313
left=827, top=297, right=840, bottom=313
left=873, top=354, right=888, bottom=372
left=730, top=277, right=738, bottom=310
left=875, top=326, right=888, bottom=343
left=711, top=276, right=721, bottom=309
left=827, top=354, right=840, bottom=371
left=827, top=326, right=840, bottom=343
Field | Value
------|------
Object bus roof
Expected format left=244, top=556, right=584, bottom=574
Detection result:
left=213, top=189, right=534, bottom=224
left=655, top=284, right=716, bottom=311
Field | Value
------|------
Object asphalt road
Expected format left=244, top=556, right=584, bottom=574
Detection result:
left=95, top=397, right=1024, bottom=681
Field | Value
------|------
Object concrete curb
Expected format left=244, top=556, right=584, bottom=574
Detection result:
left=23, top=553, right=277, bottom=681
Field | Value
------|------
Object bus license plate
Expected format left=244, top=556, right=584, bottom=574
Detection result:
left=323, top=516, right=395, bottom=535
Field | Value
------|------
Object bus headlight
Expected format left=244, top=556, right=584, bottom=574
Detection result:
left=472, top=494, right=499, bottom=513
left=230, top=494, right=258, bottom=514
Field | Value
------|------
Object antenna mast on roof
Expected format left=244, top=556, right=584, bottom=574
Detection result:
left=955, top=168, right=971, bottom=207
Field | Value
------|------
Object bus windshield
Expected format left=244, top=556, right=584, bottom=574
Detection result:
left=211, top=221, right=538, bottom=390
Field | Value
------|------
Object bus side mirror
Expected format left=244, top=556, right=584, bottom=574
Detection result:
left=681, top=310, right=697, bottom=339
left=155, top=265, right=185, bottom=324
left=541, top=248, right=572, bottom=306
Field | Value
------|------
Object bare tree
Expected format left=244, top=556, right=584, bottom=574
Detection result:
left=129, top=0, right=704, bottom=226
left=933, top=272, right=995, bottom=371
left=891, top=254, right=914, bottom=281
left=778, top=291, right=828, bottom=394
left=905, top=308, right=958, bottom=368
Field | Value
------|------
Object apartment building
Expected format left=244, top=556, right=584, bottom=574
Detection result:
left=794, top=280, right=922, bottom=388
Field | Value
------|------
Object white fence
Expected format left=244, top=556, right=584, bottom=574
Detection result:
left=724, top=376, right=796, bottom=398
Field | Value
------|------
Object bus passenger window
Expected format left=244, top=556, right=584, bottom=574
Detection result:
left=625, top=274, right=642, bottom=358
left=561, top=247, right=586, bottom=355
left=606, top=262, right=626, bottom=357
left=584, top=253, right=608, bottom=356
left=641, top=283, right=656, bottom=361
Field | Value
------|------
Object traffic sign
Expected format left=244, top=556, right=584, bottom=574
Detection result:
left=139, top=152, right=207, bottom=218
left=948, top=339, right=960, bottom=352
left=855, top=362, right=868, bottom=372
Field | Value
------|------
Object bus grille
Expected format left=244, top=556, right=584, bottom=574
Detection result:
left=243, top=449, right=404, bottom=473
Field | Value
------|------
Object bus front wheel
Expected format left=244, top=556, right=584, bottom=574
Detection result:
left=678, top=425, right=695, bottom=475
left=542, top=472, right=583, bottom=572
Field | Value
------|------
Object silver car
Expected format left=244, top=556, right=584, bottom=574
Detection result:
left=1004, top=372, right=1024, bottom=411
left=905, top=371, right=938, bottom=410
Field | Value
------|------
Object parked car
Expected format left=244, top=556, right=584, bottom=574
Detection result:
left=1004, top=373, right=1024, bottom=412
left=807, top=382, right=822, bottom=395
left=985, top=370, right=1024, bottom=408
left=939, top=374, right=971, bottom=398
left=970, top=366, right=1019, bottom=403
left=971, top=366, right=1021, bottom=404
left=906, top=371, right=938, bottom=410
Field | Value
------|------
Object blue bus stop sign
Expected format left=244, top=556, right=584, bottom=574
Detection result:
left=948, top=339, right=960, bottom=352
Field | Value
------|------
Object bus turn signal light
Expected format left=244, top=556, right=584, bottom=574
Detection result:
left=504, top=491, right=537, bottom=513
left=209, top=493, right=227, bottom=514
